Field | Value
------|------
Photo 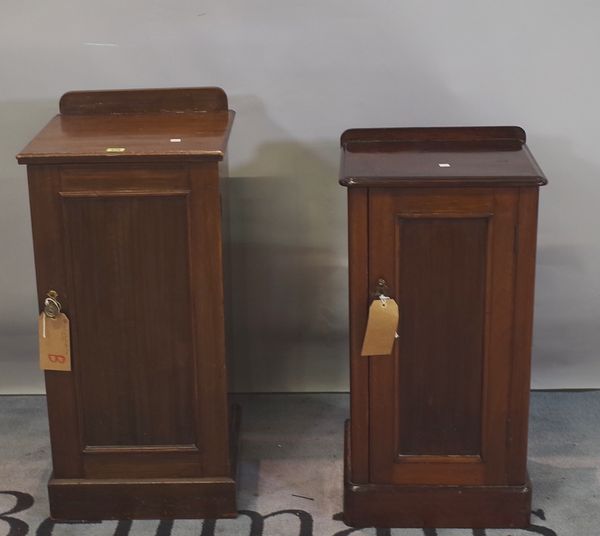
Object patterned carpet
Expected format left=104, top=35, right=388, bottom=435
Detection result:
left=0, top=392, right=598, bottom=535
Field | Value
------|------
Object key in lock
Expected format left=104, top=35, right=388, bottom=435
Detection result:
left=43, top=290, right=61, bottom=319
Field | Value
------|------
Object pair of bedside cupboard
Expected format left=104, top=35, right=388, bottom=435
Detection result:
left=19, top=92, right=546, bottom=529
left=17, top=87, right=238, bottom=520
left=340, top=126, right=546, bottom=528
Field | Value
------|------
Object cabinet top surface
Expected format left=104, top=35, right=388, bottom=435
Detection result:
left=340, top=126, right=547, bottom=187
left=16, top=87, right=234, bottom=165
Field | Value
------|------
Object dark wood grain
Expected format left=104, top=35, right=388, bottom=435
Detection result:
left=506, top=187, right=541, bottom=484
left=340, top=126, right=546, bottom=188
left=343, top=422, right=531, bottom=529
left=341, top=126, right=527, bottom=146
left=347, top=188, right=370, bottom=482
left=19, top=88, right=237, bottom=519
left=16, top=110, right=234, bottom=165
left=59, top=87, right=228, bottom=114
left=188, top=161, right=231, bottom=478
left=62, top=192, right=194, bottom=447
left=48, top=476, right=236, bottom=520
left=341, top=126, right=545, bottom=528
left=27, top=166, right=84, bottom=479
left=396, top=217, right=487, bottom=456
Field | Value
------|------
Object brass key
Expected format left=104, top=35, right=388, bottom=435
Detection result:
left=43, top=290, right=61, bottom=319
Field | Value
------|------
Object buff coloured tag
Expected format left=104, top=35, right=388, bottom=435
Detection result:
left=38, top=312, right=71, bottom=371
left=361, top=298, right=399, bottom=356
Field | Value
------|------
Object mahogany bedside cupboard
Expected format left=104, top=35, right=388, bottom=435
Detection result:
left=17, top=87, right=238, bottom=520
left=340, top=126, right=546, bottom=528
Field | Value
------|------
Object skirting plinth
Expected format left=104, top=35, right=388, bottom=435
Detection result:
left=48, top=405, right=241, bottom=520
left=343, top=421, right=531, bottom=529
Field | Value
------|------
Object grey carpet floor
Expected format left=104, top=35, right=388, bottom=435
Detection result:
left=0, top=392, right=598, bottom=535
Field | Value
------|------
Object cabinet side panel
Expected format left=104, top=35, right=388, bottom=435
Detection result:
left=218, top=157, right=233, bottom=391
left=506, top=187, right=540, bottom=483
left=189, top=162, right=231, bottom=477
left=62, top=194, right=195, bottom=447
left=396, top=218, right=487, bottom=455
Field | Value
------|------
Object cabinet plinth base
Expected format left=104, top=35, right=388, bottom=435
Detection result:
left=48, top=405, right=241, bottom=520
left=343, top=422, right=531, bottom=529
left=48, top=477, right=237, bottom=520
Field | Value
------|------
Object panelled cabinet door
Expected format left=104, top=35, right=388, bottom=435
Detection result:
left=29, top=162, right=229, bottom=480
left=368, top=187, right=518, bottom=486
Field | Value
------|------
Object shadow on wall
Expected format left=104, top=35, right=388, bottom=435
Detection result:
left=221, top=75, right=529, bottom=393
left=0, top=99, right=57, bottom=394
left=0, top=96, right=351, bottom=394
left=226, top=96, right=349, bottom=392
left=0, top=99, right=57, bottom=326
left=531, top=134, right=600, bottom=389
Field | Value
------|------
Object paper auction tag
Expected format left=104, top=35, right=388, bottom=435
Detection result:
left=361, top=298, right=399, bottom=356
left=38, top=313, right=71, bottom=371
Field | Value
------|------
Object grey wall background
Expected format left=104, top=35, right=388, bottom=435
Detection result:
left=1, top=1, right=599, bottom=394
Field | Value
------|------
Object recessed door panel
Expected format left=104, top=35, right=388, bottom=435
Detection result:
left=62, top=195, right=195, bottom=447
left=397, top=218, right=487, bottom=456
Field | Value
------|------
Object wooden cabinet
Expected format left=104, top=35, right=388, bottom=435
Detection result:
left=340, top=127, right=546, bottom=528
left=17, top=88, right=238, bottom=520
